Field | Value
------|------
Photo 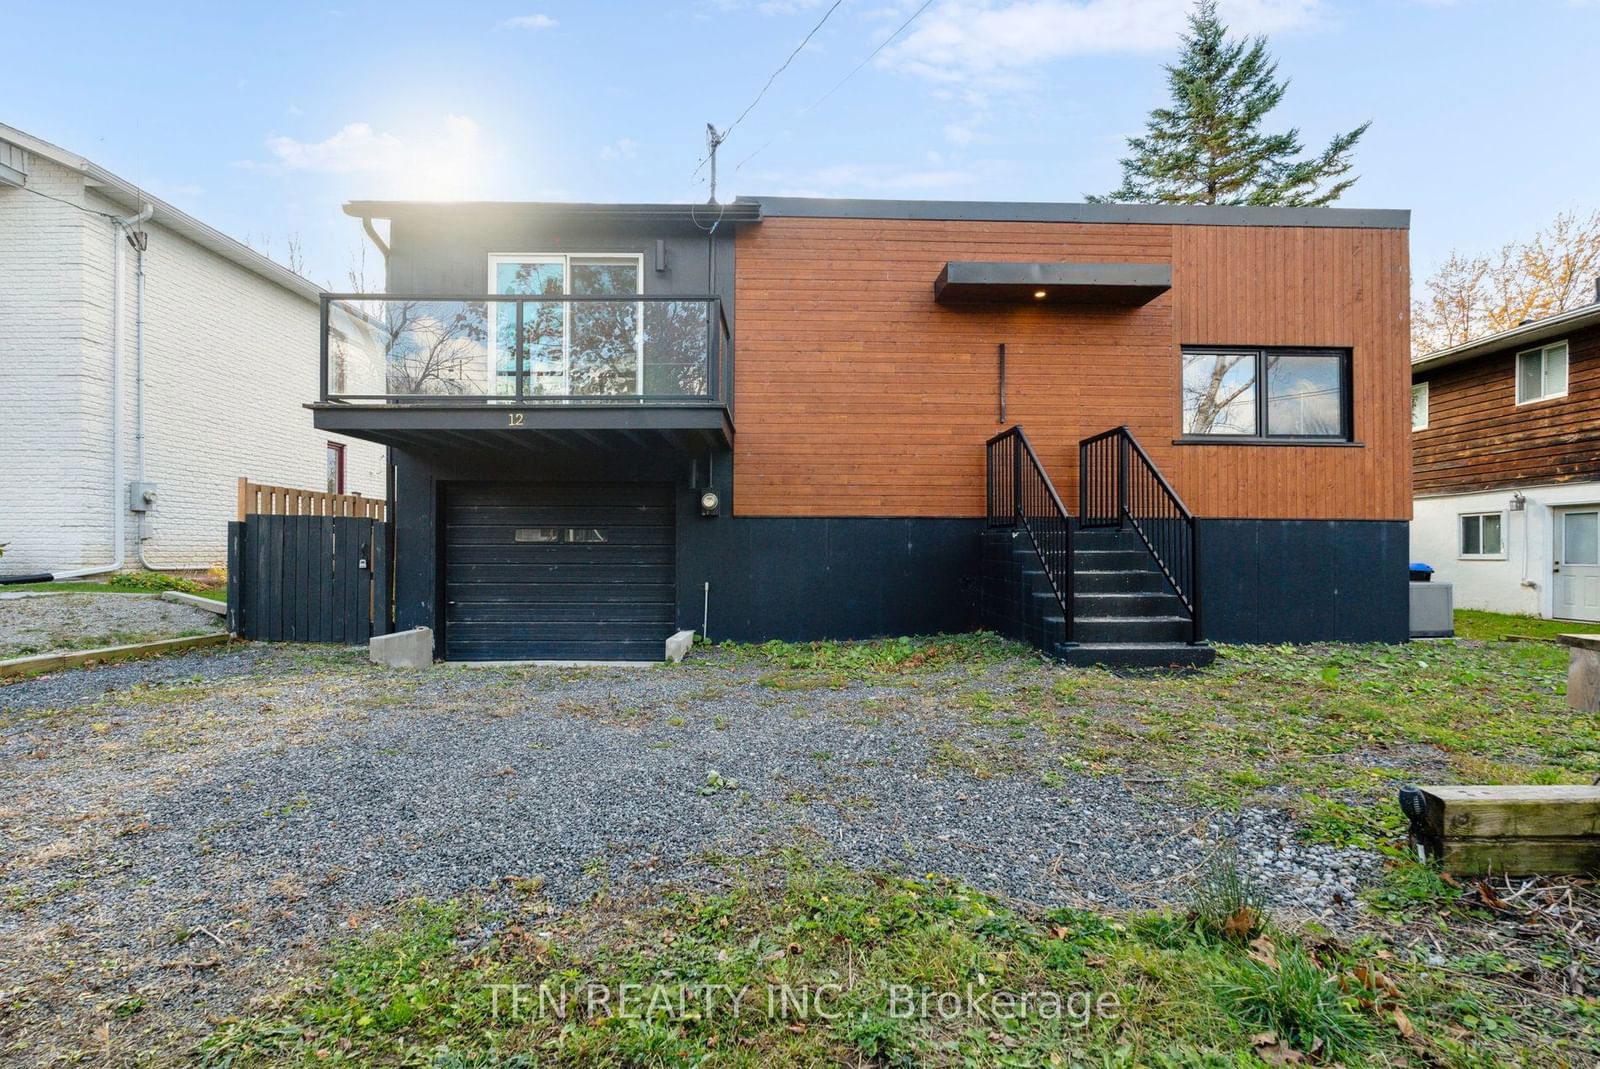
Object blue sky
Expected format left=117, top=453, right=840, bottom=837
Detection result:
left=8, top=0, right=1598, bottom=291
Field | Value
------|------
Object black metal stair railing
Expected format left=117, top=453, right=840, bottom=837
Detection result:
left=986, top=425, right=1074, bottom=642
left=1078, top=425, right=1201, bottom=642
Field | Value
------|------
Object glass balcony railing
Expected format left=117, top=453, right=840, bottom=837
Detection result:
left=321, top=294, right=731, bottom=408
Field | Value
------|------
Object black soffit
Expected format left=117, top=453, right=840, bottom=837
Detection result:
left=933, top=261, right=1172, bottom=306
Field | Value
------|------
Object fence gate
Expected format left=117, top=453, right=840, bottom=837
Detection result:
left=227, top=516, right=389, bottom=642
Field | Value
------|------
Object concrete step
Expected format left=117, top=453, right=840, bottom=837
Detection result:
left=1056, top=642, right=1216, bottom=670
left=1075, top=590, right=1186, bottom=616
left=1074, top=568, right=1172, bottom=594
left=1073, top=548, right=1161, bottom=572
left=1074, top=614, right=1193, bottom=644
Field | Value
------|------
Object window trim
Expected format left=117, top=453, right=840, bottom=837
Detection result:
left=1514, top=340, right=1569, bottom=405
left=1458, top=511, right=1507, bottom=561
left=1178, top=346, right=1354, bottom=443
left=1411, top=381, right=1428, bottom=431
left=486, top=252, right=646, bottom=397
left=325, top=441, right=346, bottom=495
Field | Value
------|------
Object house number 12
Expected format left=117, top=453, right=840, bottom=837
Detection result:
left=508, top=412, right=524, bottom=426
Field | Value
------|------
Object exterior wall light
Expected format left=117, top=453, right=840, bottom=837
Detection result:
left=699, top=490, right=721, bottom=517
left=1033, top=290, right=1047, bottom=299
left=1509, top=491, right=1526, bottom=512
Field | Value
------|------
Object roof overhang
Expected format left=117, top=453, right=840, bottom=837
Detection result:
left=1413, top=303, right=1600, bottom=378
left=934, top=261, right=1172, bottom=306
left=342, top=200, right=762, bottom=226
left=0, top=123, right=322, bottom=303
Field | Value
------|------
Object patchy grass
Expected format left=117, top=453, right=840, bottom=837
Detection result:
left=0, top=579, right=226, bottom=601
left=198, top=853, right=1598, bottom=1067
left=725, top=632, right=1028, bottom=675
left=1454, top=608, right=1589, bottom=642
left=938, top=636, right=1584, bottom=847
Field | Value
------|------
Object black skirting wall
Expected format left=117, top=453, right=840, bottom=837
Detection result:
left=1195, top=518, right=1410, bottom=644
left=390, top=446, right=1408, bottom=648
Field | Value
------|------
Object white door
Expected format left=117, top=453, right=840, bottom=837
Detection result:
left=1554, top=509, right=1600, bottom=622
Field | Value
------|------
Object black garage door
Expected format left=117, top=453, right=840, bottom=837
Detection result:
left=443, top=483, right=676, bottom=661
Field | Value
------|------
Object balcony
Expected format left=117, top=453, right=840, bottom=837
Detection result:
left=311, top=293, right=733, bottom=452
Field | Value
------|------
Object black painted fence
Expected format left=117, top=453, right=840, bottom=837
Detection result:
left=227, top=516, right=389, bottom=642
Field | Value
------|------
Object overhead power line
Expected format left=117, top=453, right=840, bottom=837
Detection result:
left=735, top=0, right=938, bottom=174
left=692, top=0, right=846, bottom=180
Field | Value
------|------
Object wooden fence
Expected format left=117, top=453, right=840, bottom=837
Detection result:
left=237, top=477, right=385, bottom=522
left=227, top=516, right=389, bottom=642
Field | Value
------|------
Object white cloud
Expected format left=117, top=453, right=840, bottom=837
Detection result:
left=944, top=123, right=974, bottom=144
left=882, top=0, right=1321, bottom=83
left=249, top=115, right=498, bottom=199
left=600, top=137, right=640, bottom=161
left=501, top=13, right=558, bottom=28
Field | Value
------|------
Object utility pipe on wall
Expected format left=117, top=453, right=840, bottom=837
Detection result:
left=53, top=204, right=150, bottom=579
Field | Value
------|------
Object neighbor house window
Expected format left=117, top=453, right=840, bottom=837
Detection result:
left=1516, top=340, right=1568, bottom=404
left=1459, top=512, right=1505, bottom=559
left=325, top=442, right=346, bottom=494
left=1412, top=382, right=1428, bottom=430
left=1181, top=348, right=1351, bottom=440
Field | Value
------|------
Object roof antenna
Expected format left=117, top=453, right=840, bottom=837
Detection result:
left=705, top=124, right=725, bottom=204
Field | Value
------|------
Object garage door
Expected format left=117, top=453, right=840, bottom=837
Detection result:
left=443, top=482, right=676, bottom=661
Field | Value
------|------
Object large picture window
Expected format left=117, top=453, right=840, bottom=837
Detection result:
left=1181, top=347, right=1351, bottom=441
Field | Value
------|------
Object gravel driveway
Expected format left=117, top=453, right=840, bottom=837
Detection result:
left=0, top=592, right=220, bottom=659
left=0, top=642, right=1373, bottom=1063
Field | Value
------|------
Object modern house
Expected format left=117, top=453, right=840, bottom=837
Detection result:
left=1411, top=297, right=1600, bottom=622
left=311, top=196, right=1412, bottom=664
left=0, top=122, right=384, bottom=578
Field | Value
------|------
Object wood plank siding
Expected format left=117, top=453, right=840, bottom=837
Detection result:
left=1413, top=322, right=1600, bottom=496
left=733, top=217, right=1411, bottom=520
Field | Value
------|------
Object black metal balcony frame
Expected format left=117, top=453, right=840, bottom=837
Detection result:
left=318, top=292, right=732, bottom=410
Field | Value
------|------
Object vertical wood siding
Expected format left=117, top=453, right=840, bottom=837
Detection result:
left=733, top=217, right=1410, bottom=520
left=1413, top=322, right=1600, bottom=495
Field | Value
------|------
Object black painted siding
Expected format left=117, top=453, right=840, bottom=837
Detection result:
left=392, top=449, right=1408, bottom=650
left=1196, top=519, right=1410, bottom=644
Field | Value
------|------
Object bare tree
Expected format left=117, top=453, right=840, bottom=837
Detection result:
left=1414, top=209, right=1600, bottom=356
left=381, top=301, right=488, bottom=395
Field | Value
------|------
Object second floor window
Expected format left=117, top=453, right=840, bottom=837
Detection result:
left=1516, top=340, right=1568, bottom=404
left=1412, top=382, right=1429, bottom=430
left=1181, top=347, right=1352, bottom=441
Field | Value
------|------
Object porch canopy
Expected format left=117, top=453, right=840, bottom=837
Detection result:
left=933, top=261, right=1171, bottom=306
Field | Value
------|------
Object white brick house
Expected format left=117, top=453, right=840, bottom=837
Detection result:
left=0, top=123, right=384, bottom=576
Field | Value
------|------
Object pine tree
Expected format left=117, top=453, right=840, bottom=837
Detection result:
left=1090, top=1, right=1369, bottom=206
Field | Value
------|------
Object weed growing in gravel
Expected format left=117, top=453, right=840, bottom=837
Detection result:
left=195, top=854, right=1590, bottom=1067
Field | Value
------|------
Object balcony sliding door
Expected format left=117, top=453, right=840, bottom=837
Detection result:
left=489, top=254, right=643, bottom=398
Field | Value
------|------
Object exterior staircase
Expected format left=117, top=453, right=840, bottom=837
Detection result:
left=981, top=425, right=1215, bottom=670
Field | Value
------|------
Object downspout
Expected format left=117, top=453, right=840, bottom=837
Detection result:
left=52, top=205, right=150, bottom=579
left=127, top=211, right=186, bottom=572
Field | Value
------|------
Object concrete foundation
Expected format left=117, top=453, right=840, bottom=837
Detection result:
left=371, top=626, right=433, bottom=668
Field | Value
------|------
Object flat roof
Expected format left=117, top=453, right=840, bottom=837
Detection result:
left=743, top=195, right=1410, bottom=230
left=1413, top=302, right=1600, bottom=377
left=341, top=195, right=1408, bottom=231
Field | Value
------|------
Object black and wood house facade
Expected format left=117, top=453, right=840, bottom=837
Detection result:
left=310, top=196, right=1413, bottom=665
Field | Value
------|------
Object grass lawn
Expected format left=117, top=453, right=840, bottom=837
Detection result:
left=1454, top=608, right=1594, bottom=642
left=188, top=624, right=1600, bottom=1068
left=0, top=579, right=226, bottom=601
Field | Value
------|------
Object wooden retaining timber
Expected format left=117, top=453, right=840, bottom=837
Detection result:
left=237, top=477, right=385, bottom=522
left=1410, top=785, right=1600, bottom=875
left=0, top=632, right=233, bottom=679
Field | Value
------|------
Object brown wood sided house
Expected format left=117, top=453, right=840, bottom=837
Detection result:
left=303, top=196, right=1412, bottom=666
left=1410, top=300, right=1600, bottom=622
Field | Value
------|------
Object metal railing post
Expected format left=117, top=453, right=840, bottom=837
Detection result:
left=1117, top=430, right=1130, bottom=528
left=1012, top=431, right=1023, bottom=525
left=1190, top=520, right=1203, bottom=644
left=514, top=300, right=526, bottom=402
left=318, top=295, right=330, bottom=401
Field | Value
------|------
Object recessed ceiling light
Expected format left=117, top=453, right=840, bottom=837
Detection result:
left=1033, top=290, right=1047, bottom=299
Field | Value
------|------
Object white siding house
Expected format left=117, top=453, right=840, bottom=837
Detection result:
left=0, top=123, right=384, bottom=576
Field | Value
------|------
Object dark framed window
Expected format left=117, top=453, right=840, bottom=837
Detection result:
left=325, top=442, right=346, bottom=494
left=1181, top=347, right=1352, bottom=442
